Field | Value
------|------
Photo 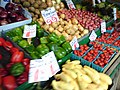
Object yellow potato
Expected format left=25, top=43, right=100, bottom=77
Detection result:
left=99, top=73, right=112, bottom=85
left=81, top=74, right=92, bottom=83
left=70, top=80, right=79, bottom=90
left=70, top=60, right=80, bottom=65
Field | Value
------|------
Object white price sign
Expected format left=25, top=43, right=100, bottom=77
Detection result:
left=42, top=51, right=60, bottom=77
left=23, top=25, right=36, bottom=38
left=102, top=0, right=106, bottom=2
left=92, top=0, right=96, bottom=6
left=89, top=30, right=97, bottom=41
left=41, top=7, right=59, bottom=24
left=101, top=21, right=106, bottom=33
left=97, top=0, right=101, bottom=3
left=65, top=0, right=76, bottom=9
left=28, top=59, right=49, bottom=83
left=113, top=8, right=117, bottom=20
left=70, top=36, right=79, bottom=50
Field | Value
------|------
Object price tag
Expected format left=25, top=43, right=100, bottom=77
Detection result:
left=28, top=59, right=49, bottom=83
left=92, top=0, right=96, bottom=6
left=70, top=36, right=79, bottom=50
left=101, top=21, right=106, bottom=33
left=97, top=0, right=101, bottom=3
left=23, top=25, right=36, bottom=38
left=89, top=30, right=97, bottom=41
left=102, top=0, right=106, bottom=2
left=65, top=0, right=76, bottom=9
left=113, top=8, right=117, bottom=20
left=42, top=51, right=60, bottom=77
left=41, top=7, right=59, bottom=24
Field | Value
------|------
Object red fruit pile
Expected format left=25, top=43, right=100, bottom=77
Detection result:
left=89, top=41, right=103, bottom=51
left=107, top=26, right=112, bottom=30
left=96, top=33, right=110, bottom=42
left=73, top=44, right=89, bottom=56
left=58, top=9, right=103, bottom=31
left=83, top=49, right=99, bottom=62
left=94, top=47, right=114, bottom=67
left=113, top=40, right=120, bottom=47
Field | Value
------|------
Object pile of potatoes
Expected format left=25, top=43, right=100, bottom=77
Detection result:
left=52, top=60, right=112, bottom=90
left=37, top=15, right=89, bottom=41
left=13, top=0, right=65, bottom=21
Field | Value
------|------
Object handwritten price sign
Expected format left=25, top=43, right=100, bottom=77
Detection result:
left=70, top=36, right=79, bottom=50
left=65, top=0, right=76, bottom=9
left=113, top=8, right=117, bottom=20
left=42, top=51, right=60, bottom=77
left=28, top=59, right=49, bottom=83
left=101, top=21, right=106, bottom=33
left=89, top=30, right=97, bottom=41
left=23, top=25, right=36, bottom=38
left=41, top=7, right=59, bottom=24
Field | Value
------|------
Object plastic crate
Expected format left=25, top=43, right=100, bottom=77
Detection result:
left=0, top=1, right=32, bottom=30
left=92, top=50, right=117, bottom=72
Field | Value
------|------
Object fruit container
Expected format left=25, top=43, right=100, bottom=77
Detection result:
left=92, top=47, right=117, bottom=72
left=80, top=47, right=101, bottom=66
left=106, top=27, right=114, bottom=34
left=0, top=0, right=32, bottom=30
left=71, top=45, right=93, bottom=60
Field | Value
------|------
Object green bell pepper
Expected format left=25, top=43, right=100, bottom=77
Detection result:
left=47, top=42, right=59, bottom=51
left=14, top=27, right=23, bottom=37
left=58, top=35, right=66, bottom=45
left=30, top=51, right=40, bottom=59
left=48, top=33, right=59, bottom=43
left=40, top=37, right=49, bottom=44
left=10, top=63, right=25, bottom=76
left=12, top=36, right=22, bottom=43
left=25, top=44, right=35, bottom=53
left=54, top=47, right=66, bottom=59
left=62, top=42, right=72, bottom=54
left=18, top=40, right=29, bottom=48
left=36, top=44, right=49, bottom=55
left=37, top=28, right=44, bottom=38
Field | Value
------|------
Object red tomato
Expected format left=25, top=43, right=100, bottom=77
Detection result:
left=104, top=60, right=108, bottom=64
left=94, top=61, right=98, bottom=64
left=25, top=64, right=30, bottom=72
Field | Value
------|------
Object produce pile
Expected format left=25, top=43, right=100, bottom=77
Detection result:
left=13, top=0, right=65, bottom=21
left=0, top=38, right=30, bottom=90
left=0, top=3, right=27, bottom=26
left=52, top=60, right=112, bottom=90
left=6, top=21, right=72, bottom=59
left=75, top=1, right=118, bottom=21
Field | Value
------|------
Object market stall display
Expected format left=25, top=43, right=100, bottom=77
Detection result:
left=13, top=0, right=65, bottom=21
left=0, top=0, right=120, bottom=90
left=52, top=60, right=112, bottom=90
left=0, top=37, right=30, bottom=90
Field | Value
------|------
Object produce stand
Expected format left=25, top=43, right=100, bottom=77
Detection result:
left=0, top=0, right=120, bottom=90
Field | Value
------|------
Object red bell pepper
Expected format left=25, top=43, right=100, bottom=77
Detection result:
left=11, top=51, right=24, bottom=63
left=3, top=75, right=17, bottom=90
left=10, top=47, right=19, bottom=54
left=0, top=54, right=2, bottom=60
left=0, top=38, right=5, bottom=46
left=0, top=75, right=2, bottom=85
left=22, top=58, right=30, bottom=66
left=3, top=41, right=13, bottom=51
